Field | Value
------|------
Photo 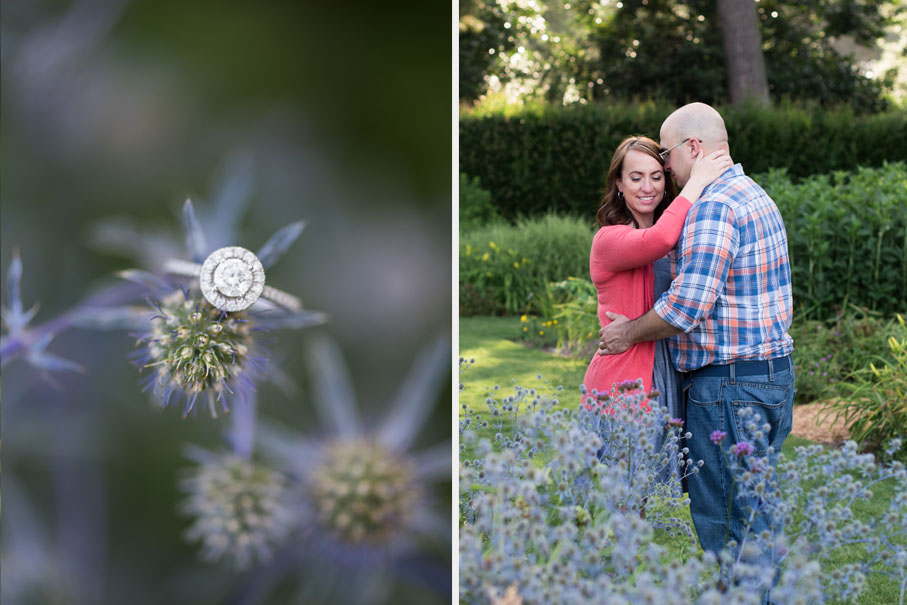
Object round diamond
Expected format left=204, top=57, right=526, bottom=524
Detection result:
left=213, top=258, right=253, bottom=297
left=199, top=246, right=266, bottom=312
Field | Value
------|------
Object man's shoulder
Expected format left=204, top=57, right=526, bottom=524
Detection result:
left=701, top=168, right=771, bottom=210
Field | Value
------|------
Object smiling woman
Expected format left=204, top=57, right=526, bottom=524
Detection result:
left=583, top=136, right=731, bottom=432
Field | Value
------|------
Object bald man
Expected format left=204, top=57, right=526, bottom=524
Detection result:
left=598, top=103, right=794, bottom=569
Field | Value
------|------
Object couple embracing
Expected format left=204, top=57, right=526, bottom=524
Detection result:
left=583, top=103, right=795, bottom=577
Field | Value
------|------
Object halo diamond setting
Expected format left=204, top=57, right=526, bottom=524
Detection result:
left=199, top=247, right=266, bottom=312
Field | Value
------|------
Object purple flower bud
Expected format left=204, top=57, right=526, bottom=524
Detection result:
left=730, top=442, right=755, bottom=457
left=710, top=430, right=727, bottom=445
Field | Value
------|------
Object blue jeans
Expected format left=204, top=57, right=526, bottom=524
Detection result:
left=684, top=360, right=794, bottom=557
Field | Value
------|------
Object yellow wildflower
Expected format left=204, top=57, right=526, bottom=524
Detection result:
left=513, top=262, right=520, bottom=269
left=520, top=315, right=528, bottom=323
left=489, top=241, right=497, bottom=249
left=539, top=331, right=544, bottom=336
left=481, top=253, right=489, bottom=261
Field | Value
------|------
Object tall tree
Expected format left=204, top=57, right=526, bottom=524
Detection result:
left=716, top=0, right=771, bottom=106
left=461, top=0, right=899, bottom=112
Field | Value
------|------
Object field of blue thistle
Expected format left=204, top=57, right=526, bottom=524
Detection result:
left=459, top=366, right=907, bottom=604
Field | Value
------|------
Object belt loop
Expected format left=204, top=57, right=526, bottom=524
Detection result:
left=729, top=361, right=736, bottom=385
left=768, top=357, right=775, bottom=382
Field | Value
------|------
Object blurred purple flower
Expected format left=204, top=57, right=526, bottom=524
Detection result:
left=710, top=430, right=727, bottom=445
left=257, top=333, right=450, bottom=600
left=1, top=249, right=83, bottom=374
left=730, top=441, right=755, bottom=457
left=179, top=446, right=294, bottom=570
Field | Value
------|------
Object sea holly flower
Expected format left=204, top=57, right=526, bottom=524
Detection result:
left=117, top=198, right=326, bottom=416
left=1, top=249, right=83, bottom=374
left=257, top=334, right=450, bottom=599
left=130, top=289, right=264, bottom=417
left=460, top=371, right=907, bottom=604
left=179, top=447, right=293, bottom=570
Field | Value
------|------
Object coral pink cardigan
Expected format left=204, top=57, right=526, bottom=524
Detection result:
left=582, top=195, right=692, bottom=399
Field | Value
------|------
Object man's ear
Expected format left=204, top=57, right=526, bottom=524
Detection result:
left=688, top=137, right=703, bottom=156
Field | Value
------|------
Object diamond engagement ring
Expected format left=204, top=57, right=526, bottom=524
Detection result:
left=163, top=246, right=301, bottom=312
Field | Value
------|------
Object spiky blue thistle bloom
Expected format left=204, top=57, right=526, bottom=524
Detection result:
left=179, top=447, right=293, bottom=570
left=114, top=198, right=326, bottom=417
left=129, top=288, right=265, bottom=417
left=1, top=249, right=84, bottom=373
left=256, top=334, right=450, bottom=600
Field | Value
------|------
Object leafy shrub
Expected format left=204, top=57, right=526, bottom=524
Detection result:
left=820, top=314, right=907, bottom=460
left=790, top=306, right=901, bottom=405
left=763, top=163, right=907, bottom=318
left=519, top=277, right=599, bottom=358
left=459, top=213, right=593, bottom=315
left=549, top=278, right=600, bottom=358
left=459, top=282, right=508, bottom=316
left=459, top=172, right=499, bottom=232
left=517, top=313, right=560, bottom=350
left=460, top=101, right=907, bottom=220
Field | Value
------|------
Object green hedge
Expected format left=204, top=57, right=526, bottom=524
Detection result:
left=460, top=162, right=907, bottom=320
left=460, top=101, right=907, bottom=221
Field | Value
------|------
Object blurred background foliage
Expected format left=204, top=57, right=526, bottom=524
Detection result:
left=459, top=0, right=906, bottom=110
left=2, top=1, right=450, bottom=604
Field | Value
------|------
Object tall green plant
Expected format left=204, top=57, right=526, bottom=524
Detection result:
left=548, top=278, right=599, bottom=358
left=819, top=315, right=907, bottom=460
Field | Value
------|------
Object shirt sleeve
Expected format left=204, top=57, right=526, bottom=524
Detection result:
left=654, top=199, right=739, bottom=332
left=590, top=195, right=692, bottom=273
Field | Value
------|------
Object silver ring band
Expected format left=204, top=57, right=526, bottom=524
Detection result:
left=163, top=246, right=301, bottom=312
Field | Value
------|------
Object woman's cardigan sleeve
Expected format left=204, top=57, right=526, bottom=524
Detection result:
left=591, top=196, right=692, bottom=273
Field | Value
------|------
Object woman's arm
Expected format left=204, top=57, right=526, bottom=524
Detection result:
left=593, top=150, right=732, bottom=273
left=678, top=149, right=734, bottom=203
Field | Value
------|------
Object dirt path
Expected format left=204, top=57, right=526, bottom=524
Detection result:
left=791, top=401, right=852, bottom=445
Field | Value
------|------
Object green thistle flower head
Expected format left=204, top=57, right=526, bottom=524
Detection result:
left=309, top=438, right=420, bottom=546
left=180, top=451, right=291, bottom=570
left=136, top=290, right=260, bottom=417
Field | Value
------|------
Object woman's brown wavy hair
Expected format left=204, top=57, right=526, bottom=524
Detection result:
left=595, top=136, right=677, bottom=229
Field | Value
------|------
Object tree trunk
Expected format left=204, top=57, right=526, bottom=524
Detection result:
left=716, top=0, right=771, bottom=106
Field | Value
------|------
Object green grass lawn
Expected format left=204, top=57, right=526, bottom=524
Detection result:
left=459, top=316, right=904, bottom=605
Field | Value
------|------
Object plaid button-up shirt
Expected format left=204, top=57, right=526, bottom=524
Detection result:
left=654, top=164, right=794, bottom=372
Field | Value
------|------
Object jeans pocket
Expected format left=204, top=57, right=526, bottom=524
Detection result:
left=687, top=379, right=720, bottom=408
left=731, top=382, right=792, bottom=456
